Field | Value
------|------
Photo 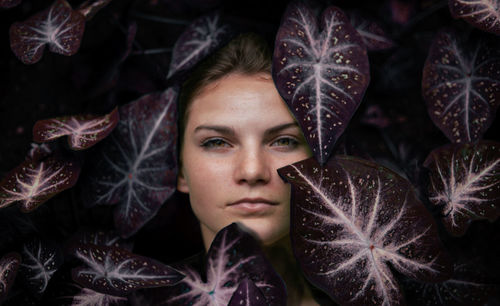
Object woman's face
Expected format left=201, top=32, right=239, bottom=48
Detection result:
left=177, top=73, right=311, bottom=249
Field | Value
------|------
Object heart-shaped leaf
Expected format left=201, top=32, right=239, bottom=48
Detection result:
left=81, top=87, right=178, bottom=238
left=167, top=11, right=234, bottom=80
left=272, top=2, right=370, bottom=165
left=448, top=0, right=500, bottom=35
left=72, top=288, right=128, bottom=306
left=0, top=0, right=21, bottom=9
left=33, top=108, right=119, bottom=151
left=19, top=239, right=63, bottom=294
left=228, top=277, right=268, bottom=306
left=348, top=11, right=395, bottom=51
left=9, top=0, right=85, bottom=64
left=424, top=140, right=500, bottom=236
left=70, top=244, right=184, bottom=296
left=422, top=28, right=500, bottom=143
left=0, top=152, right=81, bottom=212
left=163, top=223, right=286, bottom=305
left=277, top=156, right=452, bottom=305
left=0, top=252, right=21, bottom=302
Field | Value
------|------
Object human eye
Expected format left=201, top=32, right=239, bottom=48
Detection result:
left=201, top=138, right=231, bottom=149
left=271, top=137, right=299, bottom=148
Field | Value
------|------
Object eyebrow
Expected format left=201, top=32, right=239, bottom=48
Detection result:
left=194, top=122, right=300, bottom=136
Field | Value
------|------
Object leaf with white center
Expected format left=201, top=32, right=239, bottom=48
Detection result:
left=70, top=244, right=184, bottom=296
left=228, top=277, right=268, bottom=306
left=0, top=153, right=81, bottom=212
left=19, top=239, right=62, bottom=294
left=424, top=140, right=500, bottom=236
left=9, top=0, right=85, bottom=64
left=72, top=288, right=127, bottom=306
left=422, top=28, right=500, bottom=144
left=277, top=156, right=452, bottom=306
left=0, top=252, right=21, bottom=302
left=33, top=107, right=119, bottom=150
left=167, top=11, right=234, bottom=80
left=161, top=223, right=286, bottom=306
left=449, top=0, right=500, bottom=35
left=81, top=87, right=178, bottom=238
left=272, top=1, right=370, bottom=165
left=348, top=11, right=395, bottom=51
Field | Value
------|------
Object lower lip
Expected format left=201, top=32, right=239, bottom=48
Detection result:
left=228, top=202, right=276, bottom=214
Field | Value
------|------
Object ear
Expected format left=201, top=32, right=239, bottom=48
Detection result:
left=177, top=167, right=189, bottom=194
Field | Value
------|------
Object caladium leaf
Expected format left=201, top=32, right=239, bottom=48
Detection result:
left=19, top=239, right=63, bottom=294
left=0, top=252, right=21, bottom=302
left=422, top=28, right=500, bottom=144
left=448, top=0, right=500, bottom=35
left=9, top=0, right=85, bottom=64
left=0, top=0, right=21, bottom=9
left=167, top=11, right=234, bottom=80
left=72, top=288, right=127, bottom=306
left=228, top=277, right=268, bottom=306
left=82, top=88, right=178, bottom=238
left=0, top=153, right=81, bottom=212
left=68, top=229, right=133, bottom=251
left=70, top=244, right=184, bottom=296
left=33, top=108, right=119, bottom=151
left=272, top=2, right=370, bottom=165
left=163, top=223, right=286, bottom=305
left=277, top=156, right=452, bottom=306
left=348, top=11, right=395, bottom=51
left=423, top=140, right=500, bottom=236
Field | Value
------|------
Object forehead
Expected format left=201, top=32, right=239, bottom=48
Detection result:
left=187, top=73, right=295, bottom=127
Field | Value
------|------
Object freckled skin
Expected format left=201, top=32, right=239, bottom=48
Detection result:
left=177, top=73, right=312, bottom=249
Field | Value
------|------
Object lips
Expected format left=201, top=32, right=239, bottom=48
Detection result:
left=228, top=198, right=278, bottom=214
left=229, top=197, right=278, bottom=206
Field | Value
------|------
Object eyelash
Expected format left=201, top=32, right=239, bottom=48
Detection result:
left=200, top=137, right=299, bottom=149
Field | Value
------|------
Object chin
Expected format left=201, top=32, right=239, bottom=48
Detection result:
left=237, top=218, right=289, bottom=246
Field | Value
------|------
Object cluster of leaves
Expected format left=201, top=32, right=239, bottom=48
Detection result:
left=0, top=0, right=499, bottom=305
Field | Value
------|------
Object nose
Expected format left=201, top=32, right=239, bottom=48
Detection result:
left=234, top=147, right=271, bottom=186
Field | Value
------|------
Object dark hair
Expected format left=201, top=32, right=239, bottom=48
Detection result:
left=177, top=32, right=273, bottom=161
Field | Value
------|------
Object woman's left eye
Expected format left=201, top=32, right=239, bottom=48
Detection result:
left=271, top=137, right=299, bottom=147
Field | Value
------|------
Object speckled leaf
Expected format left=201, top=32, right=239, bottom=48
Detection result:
left=33, top=108, right=119, bottom=151
left=9, top=0, right=85, bottom=64
left=19, top=239, right=62, bottom=294
left=72, top=288, right=127, bottom=306
left=348, top=11, right=395, bottom=51
left=422, top=28, right=500, bottom=143
left=277, top=156, right=452, bottom=306
left=272, top=2, right=370, bottom=165
left=0, top=0, right=21, bottom=9
left=0, top=153, right=81, bottom=212
left=0, top=252, right=21, bottom=302
left=70, top=244, right=184, bottom=296
left=167, top=11, right=234, bottom=80
left=68, top=228, right=133, bottom=251
left=82, top=87, right=178, bottom=238
left=163, top=223, right=286, bottom=305
left=423, top=140, right=500, bottom=236
left=449, top=0, right=500, bottom=35
left=228, top=277, right=268, bottom=306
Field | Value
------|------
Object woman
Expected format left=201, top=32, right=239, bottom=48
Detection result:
left=175, top=32, right=328, bottom=305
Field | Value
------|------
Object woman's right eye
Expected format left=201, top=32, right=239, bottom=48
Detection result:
left=201, top=138, right=230, bottom=149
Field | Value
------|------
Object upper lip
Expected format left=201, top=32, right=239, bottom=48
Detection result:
left=229, top=197, right=278, bottom=206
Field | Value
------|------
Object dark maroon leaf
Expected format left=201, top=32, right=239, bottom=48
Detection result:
left=228, top=277, right=268, bottom=306
left=72, top=287, right=128, bottom=306
left=424, top=140, right=500, bottom=236
left=162, top=223, right=286, bottom=305
left=81, top=87, right=178, bottom=238
left=277, top=156, right=452, bottom=305
left=167, top=11, right=234, bottom=80
left=422, top=28, right=500, bottom=144
left=19, top=239, right=63, bottom=294
left=70, top=244, right=184, bottom=296
left=27, top=143, right=53, bottom=163
left=272, top=2, right=370, bottom=165
left=0, top=0, right=21, bottom=9
left=0, top=252, right=21, bottom=302
left=348, top=11, right=395, bottom=51
left=33, top=107, right=119, bottom=151
left=449, top=0, right=500, bottom=35
left=9, top=0, right=85, bottom=64
left=0, top=153, right=81, bottom=212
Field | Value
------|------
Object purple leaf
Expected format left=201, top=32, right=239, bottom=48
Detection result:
left=72, top=288, right=127, bottom=306
left=422, top=28, right=500, bottom=144
left=82, top=87, right=178, bottom=238
left=163, top=223, right=286, bottom=305
left=277, top=156, right=452, bottom=305
left=27, top=143, right=53, bottom=163
left=228, top=277, right=268, bottom=306
left=19, top=239, right=63, bottom=294
left=9, top=0, right=85, bottom=64
left=448, top=0, right=500, bottom=35
left=33, top=107, right=119, bottom=151
left=0, top=153, right=81, bottom=212
left=272, top=2, right=370, bottom=165
left=423, top=140, right=500, bottom=236
left=70, top=244, right=184, bottom=296
left=167, top=11, right=234, bottom=80
left=67, top=228, right=134, bottom=251
left=348, top=11, right=395, bottom=51
left=0, top=0, right=21, bottom=9
left=0, top=252, right=21, bottom=302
